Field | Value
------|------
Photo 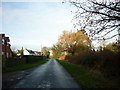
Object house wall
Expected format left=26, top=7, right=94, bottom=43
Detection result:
left=24, top=49, right=30, bottom=55
left=0, top=34, right=12, bottom=58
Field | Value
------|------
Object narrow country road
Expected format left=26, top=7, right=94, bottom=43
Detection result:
left=9, top=59, right=80, bottom=88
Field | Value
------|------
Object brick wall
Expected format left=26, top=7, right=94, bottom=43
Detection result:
left=0, top=34, right=12, bottom=58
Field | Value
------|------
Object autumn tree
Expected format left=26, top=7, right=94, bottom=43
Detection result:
left=51, top=44, right=63, bottom=58
left=41, top=47, right=50, bottom=58
left=64, top=0, right=120, bottom=43
left=18, top=47, right=24, bottom=57
left=55, top=30, right=91, bottom=56
left=105, top=42, right=120, bottom=53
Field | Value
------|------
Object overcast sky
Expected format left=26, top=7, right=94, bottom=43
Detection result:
left=1, top=1, right=75, bottom=51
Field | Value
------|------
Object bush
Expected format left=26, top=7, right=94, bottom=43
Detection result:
left=65, top=48, right=120, bottom=79
left=96, top=49, right=120, bottom=78
left=6, top=56, right=26, bottom=67
left=23, top=55, right=43, bottom=63
left=66, top=50, right=97, bottom=68
left=81, top=52, right=97, bottom=67
left=3, top=55, right=46, bottom=67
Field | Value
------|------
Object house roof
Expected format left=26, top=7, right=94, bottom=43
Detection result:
left=0, top=34, right=5, bottom=38
left=0, top=34, right=10, bottom=42
left=26, top=49, right=35, bottom=54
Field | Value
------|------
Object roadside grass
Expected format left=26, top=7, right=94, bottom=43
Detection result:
left=3, top=59, right=48, bottom=73
left=58, top=60, right=119, bottom=88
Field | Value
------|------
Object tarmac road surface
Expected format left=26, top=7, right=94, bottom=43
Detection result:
left=9, top=59, right=80, bottom=88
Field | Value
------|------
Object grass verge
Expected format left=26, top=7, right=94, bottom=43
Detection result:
left=3, top=59, right=48, bottom=73
left=58, top=60, right=119, bottom=88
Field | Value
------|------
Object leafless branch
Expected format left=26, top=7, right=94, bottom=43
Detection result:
left=68, top=0, right=120, bottom=41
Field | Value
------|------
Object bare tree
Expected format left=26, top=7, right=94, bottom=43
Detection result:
left=63, top=0, right=120, bottom=43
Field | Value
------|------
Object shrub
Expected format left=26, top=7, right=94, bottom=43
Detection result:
left=66, top=50, right=97, bottom=68
left=81, top=52, right=97, bottom=67
left=66, top=48, right=120, bottom=79
left=3, top=56, right=45, bottom=67
left=97, top=49, right=120, bottom=78
left=6, top=56, right=26, bottom=67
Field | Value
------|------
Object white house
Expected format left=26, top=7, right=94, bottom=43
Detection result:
left=17, top=48, right=38, bottom=56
